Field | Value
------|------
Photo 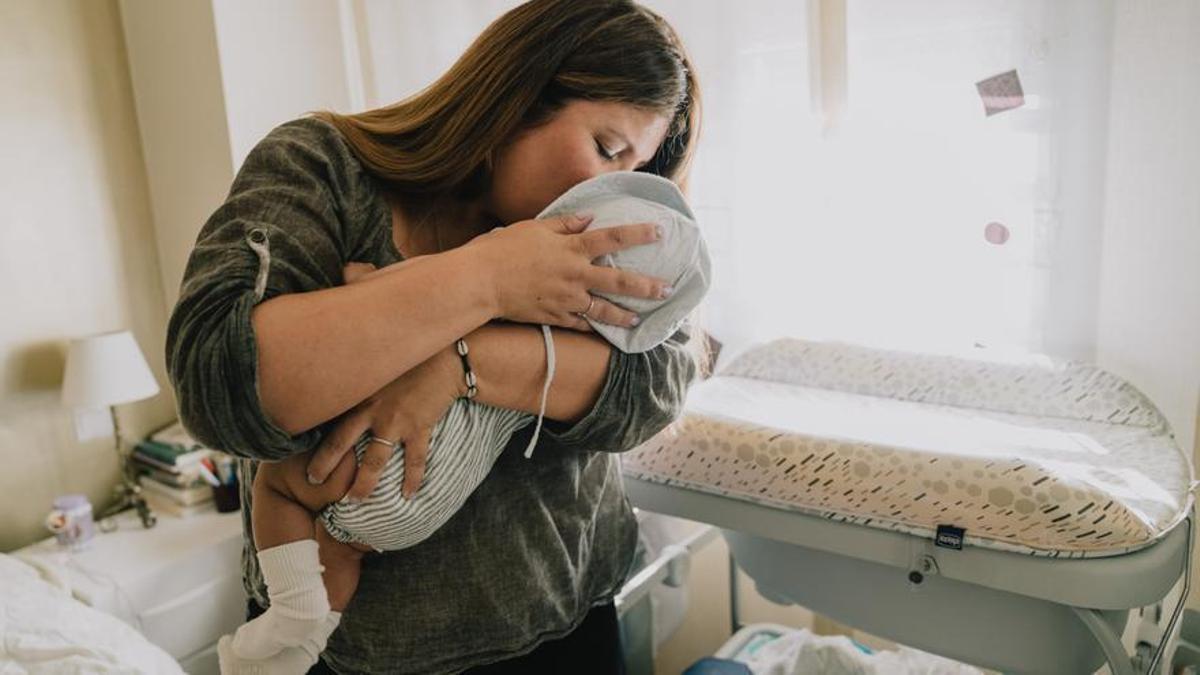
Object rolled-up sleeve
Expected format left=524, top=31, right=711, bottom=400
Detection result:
left=540, top=323, right=699, bottom=453
left=166, top=119, right=365, bottom=461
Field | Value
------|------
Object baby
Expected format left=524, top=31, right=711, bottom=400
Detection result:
left=217, top=171, right=711, bottom=674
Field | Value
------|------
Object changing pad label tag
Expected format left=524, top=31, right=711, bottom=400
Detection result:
left=935, top=525, right=965, bottom=550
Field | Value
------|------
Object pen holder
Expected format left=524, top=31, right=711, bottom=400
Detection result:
left=212, top=482, right=241, bottom=513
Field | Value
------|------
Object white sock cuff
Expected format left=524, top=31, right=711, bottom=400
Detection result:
left=257, top=539, right=324, bottom=590
left=299, top=611, right=345, bottom=661
left=318, top=611, right=342, bottom=642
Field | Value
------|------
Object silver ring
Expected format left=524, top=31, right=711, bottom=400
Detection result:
left=367, top=435, right=399, bottom=450
left=576, top=295, right=596, bottom=319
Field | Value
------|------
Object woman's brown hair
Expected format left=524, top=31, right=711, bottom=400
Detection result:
left=317, top=0, right=712, bottom=377
left=315, top=0, right=700, bottom=205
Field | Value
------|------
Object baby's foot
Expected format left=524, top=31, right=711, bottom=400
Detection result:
left=229, top=603, right=329, bottom=660
left=219, top=635, right=315, bottom=675
left=218, top=612, right=341, bottom=675
left=235, top=540, right=330, bottom=659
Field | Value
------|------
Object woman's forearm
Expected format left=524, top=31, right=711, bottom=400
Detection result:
left=466, top=322, right=612, bottom=424
left=254, top=247, right=496, bottom=435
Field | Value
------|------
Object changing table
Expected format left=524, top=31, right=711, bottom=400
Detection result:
left=622, top=338, right=1196, bottom=674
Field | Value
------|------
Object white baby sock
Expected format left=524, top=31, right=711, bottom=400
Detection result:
left=219, top=611, right=341, bottom=675
left=230, top=539, right=331, bottom=660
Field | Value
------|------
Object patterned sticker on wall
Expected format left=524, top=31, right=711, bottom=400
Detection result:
left=976, top=69, right=1025, bottom=116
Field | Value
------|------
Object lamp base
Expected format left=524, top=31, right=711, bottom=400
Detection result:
left=98, top=479, right=157, bottom=529
left=101, top=405, right=156, bottom=529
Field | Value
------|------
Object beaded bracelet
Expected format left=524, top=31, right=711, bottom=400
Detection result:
left=455, top=338, right=478, bottom=399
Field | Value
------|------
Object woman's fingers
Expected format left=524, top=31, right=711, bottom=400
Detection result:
left=307, top=414, right=371, bottom=485
left=579, top=222, right=660, bottom=258
left=547, top=311, right=594, bottom=333
left=345, top=435, right=396, bottom=501
left=581, top=296, right=641, bottom=328
left=584, top=265, right=672, bottom=304
left=400, top=431, right=431, bottom=500
left=545, top=213, right=594, bottom=234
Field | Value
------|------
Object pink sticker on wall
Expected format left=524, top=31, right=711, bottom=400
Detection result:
left=976, top=70, right=1025, bottom=116
left=984, top=221, right=1010, bottom=245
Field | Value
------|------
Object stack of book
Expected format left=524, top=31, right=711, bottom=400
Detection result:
left=131, top=422, right=215, bottom=517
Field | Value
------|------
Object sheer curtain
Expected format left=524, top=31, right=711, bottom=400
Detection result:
left=358, top=0, right=1115, bottom=363
left=645, top=0, right=1114, bottom=364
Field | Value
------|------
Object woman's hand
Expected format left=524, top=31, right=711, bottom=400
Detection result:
left=463, top=213, right=673, bottom=332
left=303, top=263, right=466, bottom=501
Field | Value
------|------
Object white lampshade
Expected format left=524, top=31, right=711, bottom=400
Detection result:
left=61, top=330, right=160, bottom=408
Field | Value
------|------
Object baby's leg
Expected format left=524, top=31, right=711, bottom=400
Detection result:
left=250, top=454, right=327, bottom=551
left=255, top=453, right=368, bottom=610
left=230, top=453, right=359, bottom=662
left=249, top=450, right=359, bottom=551
left=316, top=521, right=366, bottom=611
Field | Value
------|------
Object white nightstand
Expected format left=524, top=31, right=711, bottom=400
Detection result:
left=14, top=507, right=246, bottom=674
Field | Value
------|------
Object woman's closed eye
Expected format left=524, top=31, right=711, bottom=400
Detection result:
left=595, top=140, right=619, bottom=162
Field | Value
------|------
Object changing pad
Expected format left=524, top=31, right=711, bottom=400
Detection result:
left=623, top=339, right=1194, bottom=558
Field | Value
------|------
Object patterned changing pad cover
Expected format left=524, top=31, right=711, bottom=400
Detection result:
left=623, top=339, right=1195, bottom=558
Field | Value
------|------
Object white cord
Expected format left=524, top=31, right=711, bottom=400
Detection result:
left=522, top=325, right=557, bottom=459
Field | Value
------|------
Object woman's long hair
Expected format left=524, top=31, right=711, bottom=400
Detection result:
left=317, top=0, right=713, bottom=378
left=317, top=0, right=699, bottom=199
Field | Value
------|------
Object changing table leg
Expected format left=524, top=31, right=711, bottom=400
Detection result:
left=1072, top=606, right=1135, bottom=675
left=729, top=551, right=741, bottom=634
left=1142, top=509, right=1190, bottom=672
left=1076, top=507, right=1192, bottom=675
left=1143, top=507, right=1194, bottom=674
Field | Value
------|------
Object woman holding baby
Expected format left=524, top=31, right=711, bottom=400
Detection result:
left=167, top=1, right=705, bottom=672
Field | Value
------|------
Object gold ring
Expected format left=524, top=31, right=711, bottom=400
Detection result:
left=367, top=436, right=399, bottom=450
left=577, top=295, right=596, bottom=319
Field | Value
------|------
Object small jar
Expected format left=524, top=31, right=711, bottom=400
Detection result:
left=45, top=494, right=95, bottom=550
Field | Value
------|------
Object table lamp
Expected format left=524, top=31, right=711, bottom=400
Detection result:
left=61, top=330, right=160, bottom=528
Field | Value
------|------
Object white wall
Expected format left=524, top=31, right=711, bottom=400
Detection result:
left=118, top=0, right=233, bottom=313
left=120, top=0, right=363, bottom=312
left=359, top=0, right=519, bottom=108
left=210, top=0, right=357, bottom=168
left=1096, top=0, right=1200, bottom=611
left=1097, top=0, right=1200, bottom=464
left=0, top=0, right=366, bottom=550
left=0, top=0, right=174, bottom=550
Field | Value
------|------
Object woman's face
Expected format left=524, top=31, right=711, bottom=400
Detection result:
left=485, top=99, right=671, bottom=224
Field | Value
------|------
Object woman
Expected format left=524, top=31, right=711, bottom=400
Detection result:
left=166, top=1, right=703, bottom=672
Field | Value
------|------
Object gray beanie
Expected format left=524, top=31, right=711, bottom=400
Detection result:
left=538, top=171, right=711, bottom=352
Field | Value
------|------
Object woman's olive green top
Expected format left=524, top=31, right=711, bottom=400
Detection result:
left=165, top=117, right=697, bottom=674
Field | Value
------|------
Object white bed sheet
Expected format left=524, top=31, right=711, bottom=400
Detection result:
left=0, top=553, right=182, bottom=674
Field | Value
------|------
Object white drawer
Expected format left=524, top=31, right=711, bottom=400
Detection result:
left=13, top=510, right=248, bottom=661
left=138, top=566, right=245, bottom=659
left=180, top=641, right=220, bottom=675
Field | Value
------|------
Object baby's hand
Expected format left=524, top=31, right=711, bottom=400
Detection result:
left=342, top=262, right=377, bottom=285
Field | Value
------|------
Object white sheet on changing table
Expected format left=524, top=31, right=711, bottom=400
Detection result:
left=624, top=340, right=1192, bottom=559
left=0, top=553, right=183, bottom=674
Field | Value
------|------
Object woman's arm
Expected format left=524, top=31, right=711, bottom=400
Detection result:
left=467, top=321, right=699, bottom=453
left=254, top=250, right=495, bottom=435
left=302, top=317, right=694, bottom=493
left=465, top=322, right=611, bottom=424
left=169, top=118, right=663, bottom=460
